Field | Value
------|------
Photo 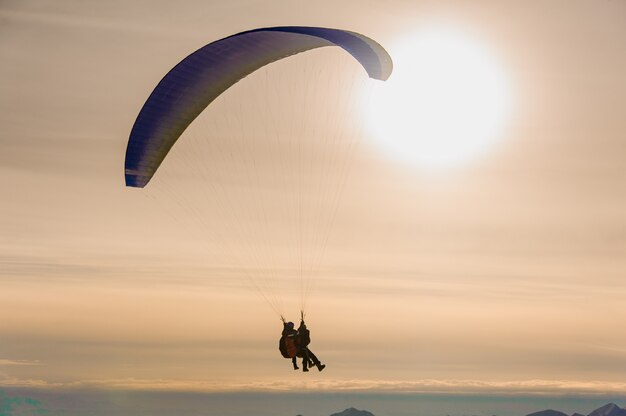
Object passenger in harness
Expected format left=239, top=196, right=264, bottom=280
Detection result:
left=279, top=318, right=299, bottom=370
left=279, top=314, right=326, bottom=372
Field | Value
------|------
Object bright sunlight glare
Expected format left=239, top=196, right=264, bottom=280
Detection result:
left=364, top=28, right=512, bottom=171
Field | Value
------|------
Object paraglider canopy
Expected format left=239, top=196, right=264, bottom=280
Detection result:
left=124, top=26, right=393, bottom=317
left=124, top=26, right=393, bottom=188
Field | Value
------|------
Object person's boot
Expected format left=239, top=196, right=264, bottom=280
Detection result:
left=293, top=365, right=299, bottom=370
left=316, top=363, right=326, bottom=372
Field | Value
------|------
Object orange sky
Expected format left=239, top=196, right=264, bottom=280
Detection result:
left=1, top=0, right=626, bottom=395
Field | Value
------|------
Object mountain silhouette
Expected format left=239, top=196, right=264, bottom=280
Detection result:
left=527, top=410, right=569, bottom=416
left=588, top=403, right=626, bottom=416
left=528, top=403, right=626, bottom=416
left=329, top=408, right=375, bottom=416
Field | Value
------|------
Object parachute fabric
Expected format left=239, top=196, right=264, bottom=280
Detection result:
left=125, top=26, right=392, bottom=188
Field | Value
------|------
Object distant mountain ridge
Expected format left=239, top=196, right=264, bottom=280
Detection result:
left=329, top=408, right=375, bottom=416
left=527, top=403, right=626, bottom=416
left=588, top=404, right=626, bottom=416
left=322, top=403, right=625, bottom=416
left=527, top=410, right=569, bottom=416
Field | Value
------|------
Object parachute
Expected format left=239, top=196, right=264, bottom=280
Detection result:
left=125, top=26, right=392, bottom=187
left=125, top=26, right=392, bottom=315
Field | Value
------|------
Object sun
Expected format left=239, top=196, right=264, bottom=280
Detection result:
left=363, top=28, right=512, bottom=171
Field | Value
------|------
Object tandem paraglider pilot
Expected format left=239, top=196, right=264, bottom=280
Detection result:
left=279, top=314, right=325, bottom=372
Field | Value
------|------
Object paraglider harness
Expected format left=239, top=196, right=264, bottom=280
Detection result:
left=279, top=312, right=305, bottom=359
left=280, top=334, right=298, bottom=359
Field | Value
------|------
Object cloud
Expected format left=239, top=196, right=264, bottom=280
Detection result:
left=0, top=378, right=52, bottom=388
left=1, top=377, right=625, bottom=396
left=0, top=360, right=40, bottom=367
left=0, top=7, right=173, bottom=36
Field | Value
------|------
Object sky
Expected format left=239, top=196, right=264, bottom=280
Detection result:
left=1, top=0, right=626, bottom=414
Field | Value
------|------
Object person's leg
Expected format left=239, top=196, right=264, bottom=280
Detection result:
left=306, top=348, right=320, bottom=366
left=291, top=357, right=299, bottom=370
left=301, top=350, right=310, bottom=372
left=306, top=348, right=325, bottom=371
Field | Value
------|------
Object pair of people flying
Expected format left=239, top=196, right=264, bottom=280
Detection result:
left=280, top=315, right=325, bottom=372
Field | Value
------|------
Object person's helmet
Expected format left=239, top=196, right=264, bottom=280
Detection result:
left=286, top=322, right=295, bottom=329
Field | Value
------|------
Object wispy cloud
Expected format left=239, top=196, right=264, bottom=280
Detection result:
left=0, top=359, right=40, bottom=367
left=1, top=377, right=624, bottom=395
left=0, top=7, right=177, bottom=37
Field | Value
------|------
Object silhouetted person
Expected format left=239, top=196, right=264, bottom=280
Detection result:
left=297, top=319, right=325, bottom=372
left=279, top=318, right=299, bottom=370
